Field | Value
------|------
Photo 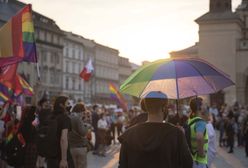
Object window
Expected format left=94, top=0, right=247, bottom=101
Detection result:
left=66, top=77, right=69, bottom=89
left=39, top=30, right=45, bottom=41
left=72, top=49, right=75, bottom=58
left=72, top=62, right=75, bottom=73
left=65, top=61, right=69, bottom=72
left=65, top=48, right=69, bottom=57
left=50, top=55, right=54, bottom=63
left=53, top=34, right=58, bottom=44
left=72, top=78, right=75, bottom=90
left=46, top=32, right=51, bottom=42
left=42, top=53, right=46, bottom=63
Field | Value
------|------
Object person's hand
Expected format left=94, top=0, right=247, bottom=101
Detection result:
left=59, top=159, right=68, bottom=168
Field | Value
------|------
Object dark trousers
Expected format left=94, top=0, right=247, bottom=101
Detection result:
left=228, top=136, right=234, bottom=152
left=117, top=123, right=123, bottom=137
left=110, top=123, right=116, bottom=142
left=219, top=130, right=224, bottom=146
left=47, top=150, right=74, bottom=168
left=47, top=158, right=59, bottom=168
left=94, top=130, right=99, bottom=151
left=245, top=136, right=248, bottom=156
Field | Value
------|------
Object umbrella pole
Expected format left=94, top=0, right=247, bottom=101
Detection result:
left=176, top=99, right=179, bottom=114
left=176, top=100, right=180, bottom=125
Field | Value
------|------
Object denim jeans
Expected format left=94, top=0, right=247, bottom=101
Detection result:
left=193, top=161, right=207, bottom=168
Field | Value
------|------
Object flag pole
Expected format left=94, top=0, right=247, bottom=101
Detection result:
left=36, top=62, right=40, bottom=81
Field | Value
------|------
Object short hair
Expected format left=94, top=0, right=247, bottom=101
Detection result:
left=93, top=104, right=98, bottom=111
left=189, top=97, right=203, bottom=113
left=143, top=98, right=168, bottom=113
left=38, top=97, right=48, bottom=106
left=72, top=103, right=86, bottom=113
left=140, top=99, right=147, bottom=112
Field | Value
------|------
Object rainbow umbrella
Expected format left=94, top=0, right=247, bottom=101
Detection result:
left=120, top=58, right=234, bottom=99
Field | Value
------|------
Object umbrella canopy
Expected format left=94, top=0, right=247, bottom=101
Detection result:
left=120, top=58, right=234, bottom=99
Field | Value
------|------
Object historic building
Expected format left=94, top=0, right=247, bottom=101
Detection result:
left=62, top=32, right=85, bottom=102
left=79, top=37, right=96, bottom=104
left=118, top=56, right=132, bottom=104
left=170, top=0, right=248, bottom=106
left=0, top=0, right=134, bottom=106
left=94, top=43, right=119, bottom=104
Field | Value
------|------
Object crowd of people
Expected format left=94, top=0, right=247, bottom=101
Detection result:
left=0, top=96, right=134, bottom=168
left=0, top=94, right=248, bottom=168
left=118, top=94, right=248, bottom=168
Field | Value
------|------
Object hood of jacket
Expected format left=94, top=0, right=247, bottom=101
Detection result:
left=118, top=122, right=177, bottom=152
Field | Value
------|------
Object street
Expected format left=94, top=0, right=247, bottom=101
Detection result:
left=88, top=142, right=248, bottom=168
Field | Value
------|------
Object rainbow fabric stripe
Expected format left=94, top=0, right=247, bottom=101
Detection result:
left=0, top=92, right=9, bottom=102
left=0, top=4, right=37, bottom=67
left=17, top=75, right=34, bottom=96
left=109, top=83, right=128, bottom=111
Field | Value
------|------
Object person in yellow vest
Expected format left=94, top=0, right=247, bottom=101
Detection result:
left=188, top=97, right=208, bottom=168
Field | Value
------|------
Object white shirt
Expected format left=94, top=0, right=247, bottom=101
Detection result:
left=209, top=107, right=218, bottom=117
left=207, top=122, right=217, bottom=155
left=98, top=118, right=108, bottom=129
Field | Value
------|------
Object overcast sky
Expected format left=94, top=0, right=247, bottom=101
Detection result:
left=21, top=0, right=242, bottom=64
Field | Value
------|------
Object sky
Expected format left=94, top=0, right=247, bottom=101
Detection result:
left=21, top=0, right=242, bottom=65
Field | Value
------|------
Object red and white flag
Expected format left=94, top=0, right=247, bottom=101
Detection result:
left=80, top=59, right=94, bottom=81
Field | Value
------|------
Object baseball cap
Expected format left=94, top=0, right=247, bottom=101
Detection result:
left=143, top=91, right=168, bottom=99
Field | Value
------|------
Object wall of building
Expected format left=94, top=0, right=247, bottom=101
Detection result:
left=198, top=21, right=242, bottom=104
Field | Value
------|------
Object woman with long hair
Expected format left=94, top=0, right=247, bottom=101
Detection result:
left=47, top=96, right=72, bottom=168
left=18, top=105, right=38, bottom=168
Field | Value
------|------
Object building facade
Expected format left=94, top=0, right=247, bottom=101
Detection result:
left=118, top=56, right=132, bottom=105
left=170, top=0, right=248, bottom=106
left=63, top=32, right=85, bottom=102
left=0, top=0, right=134, bottom=106
left=80, top=37, right=96, bottom=104
left=94, top=43, right=119, bottom=104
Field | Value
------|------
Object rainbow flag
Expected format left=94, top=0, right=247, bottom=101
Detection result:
left=17, top=75, right=34, bottom=96
left=109, top=83, right=128, bottom=111
left=0, top=4, right=37, bottom=67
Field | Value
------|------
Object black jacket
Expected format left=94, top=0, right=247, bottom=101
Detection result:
left=118, top=122, right=193, bottom=168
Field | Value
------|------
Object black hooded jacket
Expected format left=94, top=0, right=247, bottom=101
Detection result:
left=118, top=122, right=193, bottom=168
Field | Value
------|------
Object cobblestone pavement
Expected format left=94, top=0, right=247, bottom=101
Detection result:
left=88, top=144, right=120, bottom=168
left=212, top=145, right=248, bottom=168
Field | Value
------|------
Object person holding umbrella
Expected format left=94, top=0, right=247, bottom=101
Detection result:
left=118, top=91, right=193, bottom=168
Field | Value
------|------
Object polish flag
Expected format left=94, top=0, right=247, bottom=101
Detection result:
left=80, top=59, right=94, bottom=81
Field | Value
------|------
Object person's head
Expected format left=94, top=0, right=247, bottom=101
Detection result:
left=93, top=104, right=98, bottom=111
left=189, top=97, right=203, bottom=116
left=72, top=102, right=86, bottom=118
left=53, top=96, right=69, bottom=115
left=143, top=91, right=168, bottom=116
left=38, top=97, right=50, bottom=109
left=72, top=102, right=86, bottom=113
left=20, top=105, right=36, bottom=123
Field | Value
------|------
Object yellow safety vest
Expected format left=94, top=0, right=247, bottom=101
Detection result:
left=188, top=117, right=208, bottom=164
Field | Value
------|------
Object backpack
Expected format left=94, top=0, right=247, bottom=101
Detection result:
left=36, top=114, right=58, bottom=158
left=3, top=133, right=26, bottom=167
left=184, top=118, right=204, bottom=154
